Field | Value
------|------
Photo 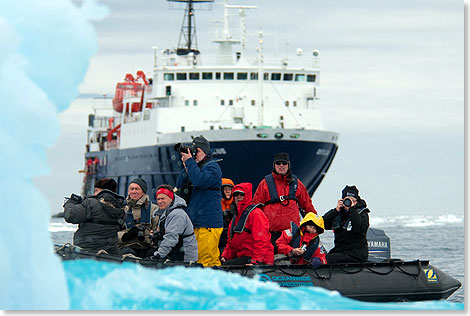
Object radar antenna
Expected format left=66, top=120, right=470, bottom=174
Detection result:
left=168, top=0, right=214, bottom=56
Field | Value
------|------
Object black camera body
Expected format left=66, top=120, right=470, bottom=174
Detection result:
left=174, top=143, right=196, bottom=156
left=122, top=226, right=146, bottom=243
left=343, top=197, right=353, bottom=207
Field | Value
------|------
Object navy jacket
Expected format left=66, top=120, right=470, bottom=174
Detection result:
left=176, top=156, right=223, bottom=228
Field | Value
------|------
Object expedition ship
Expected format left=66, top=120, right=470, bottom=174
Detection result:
left=83, top=0, right=339, bottom=199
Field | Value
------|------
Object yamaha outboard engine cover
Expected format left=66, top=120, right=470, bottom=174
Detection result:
left=367, top=227, right=391, bottom=262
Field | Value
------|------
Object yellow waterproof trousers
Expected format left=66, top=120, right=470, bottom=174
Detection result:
left=194, top=227, right=223, bottom=267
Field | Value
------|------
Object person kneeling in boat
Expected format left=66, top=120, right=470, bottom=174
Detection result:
left=148, top=185, right=198, bottom=263
left=275, top=213, right=327, bottom=268
left=220, top=183, right=274, bottom=266
left=119, top=178, right=159, bottom=258
left=322, top=185, right=370, bottom=264
left=63, top=178, right=125, bottom=255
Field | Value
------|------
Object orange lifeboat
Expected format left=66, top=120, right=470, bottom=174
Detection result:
left=112, top=71, right=152, bottom=113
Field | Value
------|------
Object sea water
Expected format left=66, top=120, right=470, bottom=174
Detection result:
left=50, top=214, right=464, bottom=310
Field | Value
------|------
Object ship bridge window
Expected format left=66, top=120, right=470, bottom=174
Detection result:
left=202, top=72, right=213, bottom=80
left=237, top=72, right=248, bottom=80
left=220, top=100, right=225, bottom=106
left=216, top=72, right=221, bottom=80
left=285, top=101, right=289, bottom=107
left=264, top=73, right=269, bottom=80
left=251, top=100, right=256, bottom=106
left=164, top=73, right=174, bottom=81
left=307, top=74, right=316, bottom=82
left=271, top=73, right=281, bottom=80
left=193, top=100, right=198, bottom=106
left=189, top=72, right=200, bottom=80
left=295, top=74, right=305, bottom=82
left=224, top=72, right=234, bottom=80
left=229, top=100, right=233, bottom=106
left=185, top=100, right=189, bottom=106
left=283, top=73, right=293, bottom=81
left=176, top=73, right=187, bottom=80
left=250, top=72, right=258, bottom=80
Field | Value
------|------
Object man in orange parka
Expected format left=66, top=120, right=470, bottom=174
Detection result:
left=253, top=152, right=317, bottom=251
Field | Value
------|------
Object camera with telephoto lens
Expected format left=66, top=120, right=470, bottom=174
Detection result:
left=122, top=226, right=146, bottom=242
left=174, top=143, right=196, bottom=156
left=343, top=197, right=353, bottom=207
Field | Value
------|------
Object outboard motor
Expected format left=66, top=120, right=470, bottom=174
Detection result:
left=366, top=227, right=391, bottom=262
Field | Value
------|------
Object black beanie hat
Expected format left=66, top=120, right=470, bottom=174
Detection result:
left=95, top=178, right=117, bottom=193
left=342, top=185, right=359, bottom=199
left=129, top=178, right=148, bottom=194
left=192, top=135, right=210, bottom=154
left=273, top=152, right=290, bottom=163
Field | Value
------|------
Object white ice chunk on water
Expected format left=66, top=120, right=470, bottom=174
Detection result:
left=0, top=0, right=107, bottom=310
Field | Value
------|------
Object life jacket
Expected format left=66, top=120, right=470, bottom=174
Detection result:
left=332, top=206, right=369, bottom=231
left=125, top=202, right=151, bottom=228
left=229, top=203, right=263, bottom=239
left=156, top=207, right=194, bottom=261
left=288, top=222, right=319, bottom=262
left=264, top=174, right=298, bottom=206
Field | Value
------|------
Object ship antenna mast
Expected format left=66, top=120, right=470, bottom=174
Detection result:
left=168, top=0, right=214, bottom=56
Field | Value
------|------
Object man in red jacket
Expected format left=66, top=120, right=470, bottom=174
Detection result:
left=253, top=152, right=317, bottom=251
left=220, top=182, right=274, bottom=266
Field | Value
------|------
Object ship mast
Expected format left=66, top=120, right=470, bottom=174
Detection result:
left=168, top=0, right=214, bottom=56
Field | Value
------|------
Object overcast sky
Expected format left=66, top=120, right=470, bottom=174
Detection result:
left=35, top=0, right=464, bottom=217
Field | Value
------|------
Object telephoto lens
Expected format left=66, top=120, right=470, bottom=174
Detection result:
left=343, top=198, right=352, bottom=207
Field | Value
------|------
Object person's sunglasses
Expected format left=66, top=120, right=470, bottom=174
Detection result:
left=275, top=161, right=288, bottom=166
left=233, top=192, right=245, bottom=197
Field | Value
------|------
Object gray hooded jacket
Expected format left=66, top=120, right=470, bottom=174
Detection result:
left=154, top=195, right=198, bottom=262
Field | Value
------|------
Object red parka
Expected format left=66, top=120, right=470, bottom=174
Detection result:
left=253, top=172, right=317, bottom=232
left=221, top=182, right=274, bottom=265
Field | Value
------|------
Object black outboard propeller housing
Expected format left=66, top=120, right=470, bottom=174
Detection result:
left=366, top=227, right=391, bottom=262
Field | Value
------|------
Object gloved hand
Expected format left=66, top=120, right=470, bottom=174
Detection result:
left=311, top=258, right=321, bottom=269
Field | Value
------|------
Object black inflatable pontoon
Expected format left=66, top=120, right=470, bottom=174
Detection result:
left=55, top=243, right=461, bottom=303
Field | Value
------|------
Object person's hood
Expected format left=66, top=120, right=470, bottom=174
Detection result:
left=96, top=189, right=126, bottom=208
left=222, top=178, right=234, bottom=187
left=299, top=212, right=324, bottom=234
left=232, top=182, right=253, bottom=214
left=168, top=194, right=188, bottom=211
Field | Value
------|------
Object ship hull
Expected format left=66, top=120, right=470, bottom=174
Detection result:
left=84, top=129, right=338, bottom=198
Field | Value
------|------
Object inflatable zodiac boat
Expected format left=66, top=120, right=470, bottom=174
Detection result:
left=54, top=228, right=461, bottom=302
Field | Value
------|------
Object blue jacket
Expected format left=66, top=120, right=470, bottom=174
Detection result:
left=176, top=156, right=223, bottom=228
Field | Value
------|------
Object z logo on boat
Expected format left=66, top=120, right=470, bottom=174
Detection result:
left=423, top=269, right=438, bottom=283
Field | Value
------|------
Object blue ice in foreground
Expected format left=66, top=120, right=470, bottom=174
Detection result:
left=63, top=259, right=463, bottom=310
left=0, top=0, right=107, bottom=309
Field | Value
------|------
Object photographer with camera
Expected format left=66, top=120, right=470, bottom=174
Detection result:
left=175, top=135, right=223, bottom=267
left=118, top=178, right=159, bottom=258
left=148, top=184, right=198, bottom=262
left=63, top=178, right=125, bottom=255
left=322, top=185, right=370, bottom=264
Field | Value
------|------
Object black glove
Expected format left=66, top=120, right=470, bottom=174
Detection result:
left=68, top=193, right=83, bottom=204
left=147, top=254, right=165, bottom=262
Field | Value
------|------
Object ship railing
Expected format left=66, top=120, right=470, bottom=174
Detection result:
left=159, top=54, right=320, bottom=69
